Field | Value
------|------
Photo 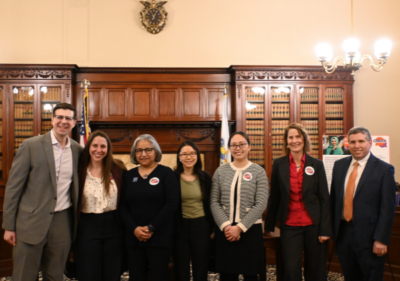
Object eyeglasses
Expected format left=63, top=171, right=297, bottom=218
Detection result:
left=228, top=143, right=248, bottom=150
left=53, top=115, right=75, bottom=122
left=135, top=148, right=155, bottom=154
left=179, top=152, right=197, bottom=158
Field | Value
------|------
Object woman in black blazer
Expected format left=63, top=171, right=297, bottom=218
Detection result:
left=264, top=123, right=332, bottom=281
left=173, top=140, right=214, bottom=281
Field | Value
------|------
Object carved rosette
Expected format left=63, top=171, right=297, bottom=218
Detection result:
left=234, top=69, right=354, bottom=81
left=0, top=69, right=73, bottom=80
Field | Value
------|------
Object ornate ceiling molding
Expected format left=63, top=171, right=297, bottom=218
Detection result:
left=234, top=69, right=354, bottom=81
left=0, top=69, right=74, bottom=80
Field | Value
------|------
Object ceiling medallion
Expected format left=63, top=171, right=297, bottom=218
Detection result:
left=140, top=0, right=168, bottom=34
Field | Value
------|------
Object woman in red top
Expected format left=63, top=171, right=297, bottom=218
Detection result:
left=264, top=123, right=332, bottom=281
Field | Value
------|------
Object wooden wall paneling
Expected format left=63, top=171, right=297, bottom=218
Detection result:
left=155, top=88, right=180, bottom=120
left=181, top=88, right=203, bottom=119
left=104, top=87, right=129, bottom=120
left=80, top=88, right=103, bottom=120
left=205, top=87, right=225, bottom=120
left=131, top=88, right=154, bottom=119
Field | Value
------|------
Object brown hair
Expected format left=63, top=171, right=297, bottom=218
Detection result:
left=79, top=130, right=124, bottom=194
left=282, top=123, right=311, bottom=155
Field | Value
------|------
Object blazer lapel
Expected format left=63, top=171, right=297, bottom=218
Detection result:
left=280, top=156, right=291, bottom=194
left=43, top=133, right=57, bottom=192
left=302, top=154, right=314, bottom=191
left=355, top=154, right=377, bottom=197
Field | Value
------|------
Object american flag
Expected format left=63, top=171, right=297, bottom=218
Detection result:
left=79, top=90, right=90, bottom=146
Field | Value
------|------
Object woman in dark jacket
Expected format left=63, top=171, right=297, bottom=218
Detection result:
left=265, top=123, right=332, bottom=281
left=76, top=130, right=126, bottom=281
left=173, top=140, right=214, bottom=281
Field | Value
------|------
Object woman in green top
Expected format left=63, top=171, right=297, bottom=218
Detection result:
left=173, top=140, right=214, bottom=281
left=325, top=137, right=344, bottom=155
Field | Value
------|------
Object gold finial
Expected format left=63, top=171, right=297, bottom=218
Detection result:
left=224, top=83, right=227, bottom=95
left=80, top=79, right=91, bottom=89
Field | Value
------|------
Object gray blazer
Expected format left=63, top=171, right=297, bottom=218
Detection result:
left=2, top=132, right=83, bottom=245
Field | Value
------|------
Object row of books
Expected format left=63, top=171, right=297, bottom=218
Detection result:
left=249, top=135, right=264, bottom=149
left=0, top=121, right=2, bottom=136
left=308, top=151, right=319, bottom=158
left=325, top=88, right=344, bottom=101
left=0, top=88, right=2, bottom=101
left=246, top=120, right=264, bottom=135
left=41, top=88, right=61, bottom=101
left=15, top=121, right=34, bottom=136
left=272, top=150, right=283, bottom=161
left=248, top=151, right=265, bottom=165
left=42, top=121, right=52, bottom=135
left=301, top=120, right=319, bottom=135
left=272, top=104, right=290, bottom=118
left=246, top=104, right=264, bottom=118
left=0, top=156, right=2, bottom=170
left=0, top=140, right=2, bottom=153
left=309, top=135, right=319, bottom=151
left=246, top=88, right=264, bottom=102
left=0, top=107, right=2, bottom=117
left=300, top=104, right=319, bottom=118
left=14, top=104, right=34, bottom=118
left=42, top=111, right=54, bottom=118
left=272, top=135, right=284, bottom=150
left=300, top=88, right=319, bottom=102
left=14, top=138, right=29, bottom=152
left=271, top=120, right=289, bottom=135
left=326, top=121, right=344, bottom=134
left=271, top=91, right=290, bottom=101
left=13, top=89, right=35, bottom=101
left=325, top=104, right=343, bottom=118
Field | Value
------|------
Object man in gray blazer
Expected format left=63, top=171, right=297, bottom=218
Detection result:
left=2, top=103, right=83, bottom=281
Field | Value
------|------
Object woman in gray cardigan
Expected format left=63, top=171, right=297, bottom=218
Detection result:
left=211, top=131, right=269, bottom=281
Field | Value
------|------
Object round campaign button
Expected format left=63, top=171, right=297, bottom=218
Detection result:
left=243, top=172, right=252, bottom=181
left=305, top=166, right=315, bottom=176
left=149, top=177, right=160, bottom=185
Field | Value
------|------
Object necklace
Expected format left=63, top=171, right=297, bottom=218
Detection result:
left=296, top=165, right=301, bottom=168
left=143, top=174, right=148, bottom=179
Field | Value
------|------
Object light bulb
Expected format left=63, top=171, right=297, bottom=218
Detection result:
left=245, top=102, right=257, bottom=110
left=374, top=39, right=392, bottom=59
left=43, top=104, right=52, bottom=111
left=41, top=87, right=48, bottom=93
left=342, top=38, right=360, bottom=54
left=299, top=88, right=304, bottom=94
left=315, top=43, right=333, bottom=62
left=251, top=87, right=265, bottom=94
left=28, top=88, right=34, bottom=96
left=13, top=88, right=18, bottom=94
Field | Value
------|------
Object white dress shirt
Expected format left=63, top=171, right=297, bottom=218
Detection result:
left=50, top=130, right=73, bottom=212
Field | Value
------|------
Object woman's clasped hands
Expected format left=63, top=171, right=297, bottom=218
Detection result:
left=224, top=225, right=242, bottom=242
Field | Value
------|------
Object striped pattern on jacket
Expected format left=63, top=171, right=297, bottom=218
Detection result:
left=210, top=162, right=269, bottom=232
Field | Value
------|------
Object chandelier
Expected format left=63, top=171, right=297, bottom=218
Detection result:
left=315, top=0, right=392, bottom=76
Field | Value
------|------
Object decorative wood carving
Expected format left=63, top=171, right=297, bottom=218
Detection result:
left=175, top=129, right=215, bottom=142
left=234, top=69, right=354, bottom=81
left=78, top=68, right=230, bottom=74
left=0, top=69, right=74, bottom=80
left=236, top=84, right=242, bottom=98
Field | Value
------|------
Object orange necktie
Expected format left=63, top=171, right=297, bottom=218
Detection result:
left=343, top=162, right=359, bottom=222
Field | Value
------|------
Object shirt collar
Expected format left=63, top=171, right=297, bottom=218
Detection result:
left=50, top=129, right=71, bottom=148
left=230, top=161, right=252, bottom=171
left=289, top=153, right=306, bottom=164
left=351, top=152, right=370, bottom=167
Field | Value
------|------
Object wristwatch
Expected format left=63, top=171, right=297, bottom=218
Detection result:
left=148, top=225, right=155, bottom=232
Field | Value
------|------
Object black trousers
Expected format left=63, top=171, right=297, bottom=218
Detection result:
left=280, top=224, right=327, bottom=281
left=75, top=211, right=124, bottom=281
left=127, top=246, right=171, bottom=281
left=335, top=221, right=386, bottom=281
left=173, top=216, right=211, bottom=281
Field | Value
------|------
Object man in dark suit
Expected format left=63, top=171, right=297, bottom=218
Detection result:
left=331, top=126, right=396, bottom=281
left=2, top=103, right=83, bottom=281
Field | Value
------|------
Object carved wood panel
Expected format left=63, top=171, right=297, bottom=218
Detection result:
left=205, top=88, right=224, bottom=120
left=132, top=89, right=153, bottom=118
left=155, top=88, right=179, bottom=119
left=83, top=88, right=102, bottom=120
left=181, top=88, right=203, bottom=118
left=104, top=88, right=129, bottom=119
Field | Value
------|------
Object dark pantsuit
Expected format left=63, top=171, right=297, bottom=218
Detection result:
left=127, top=247, right=171, bottom=281
left=280, top=224, right=327, bottom=281
left=336, top=221, right=386, bottom=281
left=173, top=216, right=211, bottom=281
left=12, top=208, right=72, bottom=281
left=76, top=211, right=124, bottom=281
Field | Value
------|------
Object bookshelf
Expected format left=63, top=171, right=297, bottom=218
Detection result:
left=0, top=86, right=3, bottom=181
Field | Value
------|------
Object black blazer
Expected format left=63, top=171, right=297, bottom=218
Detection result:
left=174, top=171, right=215, bottom=235
left=265, top=154, right=332, bottom=236
left=330, top=154, right=396, bottom=246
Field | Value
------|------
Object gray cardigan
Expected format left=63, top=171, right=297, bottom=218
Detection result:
left=210, top=162, right=269, bottom=232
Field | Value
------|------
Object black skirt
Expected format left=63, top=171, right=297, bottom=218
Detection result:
left=214, top=223, right=265, bottom=275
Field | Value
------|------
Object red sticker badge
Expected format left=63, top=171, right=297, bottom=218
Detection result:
left=243, top=172, right=252, bottom=181
left=149, top=177, right=160, bottom=185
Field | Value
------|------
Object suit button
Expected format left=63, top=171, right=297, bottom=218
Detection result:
left=50, top=212, right=53, bottom=215
left=54, top=197, right=57, bottom=200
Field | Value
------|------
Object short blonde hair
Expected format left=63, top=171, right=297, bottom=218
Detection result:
left=282, top=123, right=311, bottom=155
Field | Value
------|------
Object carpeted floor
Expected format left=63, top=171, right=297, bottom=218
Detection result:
left=0, top=265, right=345, bottom=280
